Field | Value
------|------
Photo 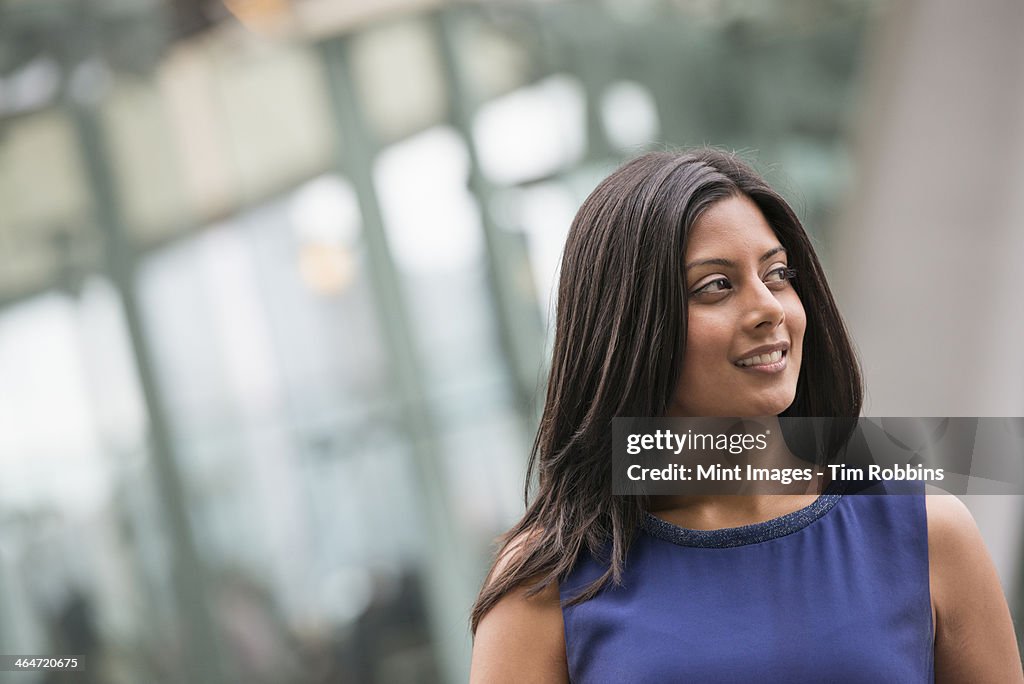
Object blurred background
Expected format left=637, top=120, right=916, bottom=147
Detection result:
left=1, top=0, right=1022, bottom=682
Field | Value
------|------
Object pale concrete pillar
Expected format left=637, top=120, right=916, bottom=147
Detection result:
left=832, top=0, right=1024, bottom=603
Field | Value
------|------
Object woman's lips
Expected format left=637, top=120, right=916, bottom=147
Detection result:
left=735, top=349, right=787, bottom=373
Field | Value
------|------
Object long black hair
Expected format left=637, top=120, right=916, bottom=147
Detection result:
left=470, top=148, right=862, bottom=633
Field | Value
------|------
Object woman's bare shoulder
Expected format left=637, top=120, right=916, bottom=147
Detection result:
left=924, top=488, right=1023, bottom=682
left=924, top=487, right=978, bottom=549
left=470, top=531, right=569, bottom=684
left=924, top=490, right=1000, bottom=576
left=925, top=489, right=996, bottom=607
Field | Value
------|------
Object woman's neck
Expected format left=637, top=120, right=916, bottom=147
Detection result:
left=646, top=415, right=831, bottom=529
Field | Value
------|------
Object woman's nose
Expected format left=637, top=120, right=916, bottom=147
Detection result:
left=744, top=280, right=786, bottom=330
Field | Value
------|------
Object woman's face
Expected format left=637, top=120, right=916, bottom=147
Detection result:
left=669, top=193, right=806, bottom=417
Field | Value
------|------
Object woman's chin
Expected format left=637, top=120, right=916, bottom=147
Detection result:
left=744, top=394, right=797, bottom=417
left=670, top=388, right=798, bottom=417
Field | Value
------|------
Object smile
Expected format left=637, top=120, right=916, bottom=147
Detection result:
left=735, top=349, right=787, bottom=372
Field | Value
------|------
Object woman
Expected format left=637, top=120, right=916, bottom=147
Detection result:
left=469, top=149, right=1022, bottom=682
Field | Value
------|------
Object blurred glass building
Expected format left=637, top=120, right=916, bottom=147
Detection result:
left=1, top=0, right=1021, bottom=682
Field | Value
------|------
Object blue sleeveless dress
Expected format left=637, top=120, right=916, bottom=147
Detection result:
left=560, top=481, right=934, bottom=683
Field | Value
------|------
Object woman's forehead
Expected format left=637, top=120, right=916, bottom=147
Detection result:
left=684, top=195, right=782, bottom=261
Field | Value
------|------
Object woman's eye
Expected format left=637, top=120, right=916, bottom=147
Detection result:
left=765, top=267, right=796, bottom=285
left=693, top=277, right=731, bottom=296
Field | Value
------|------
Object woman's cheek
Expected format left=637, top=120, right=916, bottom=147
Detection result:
left=791, top=304, right=808, bottom=350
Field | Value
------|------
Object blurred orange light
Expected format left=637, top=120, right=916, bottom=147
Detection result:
left=222, top=0, right=292, bottom=32
left=298, top=243, right=356, bottom=296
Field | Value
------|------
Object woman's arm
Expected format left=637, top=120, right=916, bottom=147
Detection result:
left=470, top=533, right=569, bottom=684
left=470, top=579, right=568, bottom=683
left=928, top=492, right=1024, bottom=682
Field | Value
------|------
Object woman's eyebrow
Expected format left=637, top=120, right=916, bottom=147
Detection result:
left=684, top=245, right=787, bottom=272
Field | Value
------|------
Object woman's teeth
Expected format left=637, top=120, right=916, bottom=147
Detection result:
left=737, top=350, right=784, bottom=367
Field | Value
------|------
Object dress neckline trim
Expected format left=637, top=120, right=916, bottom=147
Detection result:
left=641, top=481, right=845, bottom=549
